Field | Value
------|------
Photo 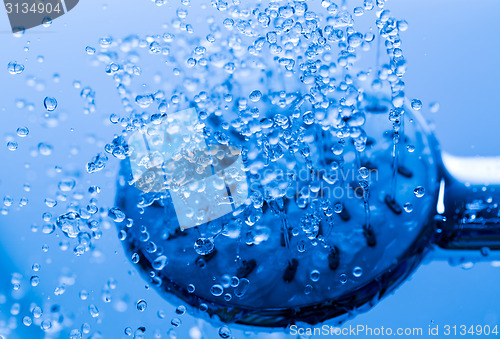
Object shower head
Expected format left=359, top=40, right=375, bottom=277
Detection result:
left=113, top=87, right=500, bottom=328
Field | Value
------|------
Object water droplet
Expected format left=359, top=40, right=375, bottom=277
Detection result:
left=89, top=304, right=99, bottom=317
left=187, top=284, right=195, bottom=293
left=43, top=97, right=58, bottom=111
left=108, top=207, right=126, bottom=222
left=7, top=61, right=24, bottom=74
left=171, top=317, right=182, bottom=327
left=41, top=320, right=52, bottom=331
left=17, top=126, right=29, bottom=137
left=407, top=144, right=415, bottom=153
left=132, top=253, right=140, bottom=264
left=23, top=316, right=32, bottom=326
left=310, top=270, right=320, bottom=282
left=136, top=299, right=147, bottom=311
left=218, top=326, right=231, bottom=338
left=353, top=266, right=363, bottom=278
left=249, top=90, right=262, bottom=102
left=175, top=305, right=186, bottom=315
left=404, top=202, right=413, bottom=213
left=411, top=99, right=422, bottom=110
left=210, top=284, right=224, bottom=296
left=194, top=237, right=215, bottom=255
left=429, top=101, right=440, bottom=113
left=30, top=275, right=40, bottom=286
left=7, top=141, right=18, bottom=151
left=58, top=178, right=76, bottom=192
left=152, top=255, right=168, bottom=270
left=414, top=186, right=425, bottom=198
left=85, top=46, right=96, bottom=55
left=38, top=142, right=53, bottom=156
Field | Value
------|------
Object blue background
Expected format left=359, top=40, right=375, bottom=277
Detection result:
left=0, top=0, right=499, bottom=338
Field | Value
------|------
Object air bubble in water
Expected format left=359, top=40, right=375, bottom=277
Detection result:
left=43, top=97, right=58, bottom=111
left=404, top=202, right=413, bottom=213
left=187, top=284, right=195, bottom=293
left=8, top=61, right=24, bottom=74
left=414, top=186, right=425, bottom=198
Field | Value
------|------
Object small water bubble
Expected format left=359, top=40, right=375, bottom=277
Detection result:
left=124, top=327, right=133, bottom=336
left=30, top=275, right=40, bottom=286
left=7, top=141, right=18, bottom=151
left=136, top=299, right=147, bottom=311
left=32, top=306, right=43, bottom=318
left=303, top=111, right=315, bottom=125
left=23, top=316, right=32, bottom=326
left=414, top=186, right=425, bottom=198
left=152, top=255, right=168, bottom=270
left=187, top=284, right=195, bottom=293
left=411, top=99, right=422, bottom=110
left=132, top=253, right=140, bottom=264
left=429, top=101, right=440, bottom=113
left=404, top=202, right=413, bottom=213
left=171, top=317, right=182, bottom=327
left=8, top=61, right=24, bottom=75
left=79, top=290, right=89, bottom=300
left=58, top=178, right=76, bottom=192
left=407, top=144, right=415, bottom=153
left=175, top=305, right=186, bottom=315
left=353, top=266, right=363, bottom=278
left=89, top=304, right=99, bottom=317
left=38, top=142, right=53, bottom=156
left=108, top=207, right=126, bottom=222
left=249, top=90, right=262, bottom=102
left=310, top=270, right=320, bottom=282
left=17, top=126, right=29, bottom=137
left=41, top=320, right=52, bottom=331
left=194, top=237, right=215, bottom=255
left=218, top=326, right=231, bottom=338
left=304, top=285, right=313, bottom=295
left=85, top=46, right=96, bottom=55
left=43, top=97, right=58, bottom=111
left=210, top=284, right=224, bottom=297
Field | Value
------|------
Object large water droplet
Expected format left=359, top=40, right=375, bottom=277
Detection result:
left=43, top=97, right=58, bottom=111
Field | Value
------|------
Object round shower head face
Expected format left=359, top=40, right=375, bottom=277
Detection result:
left=115, top=93, right=440, bottom=327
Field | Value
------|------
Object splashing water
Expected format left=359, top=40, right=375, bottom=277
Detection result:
left=0, top=0, right=451, bottom=335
